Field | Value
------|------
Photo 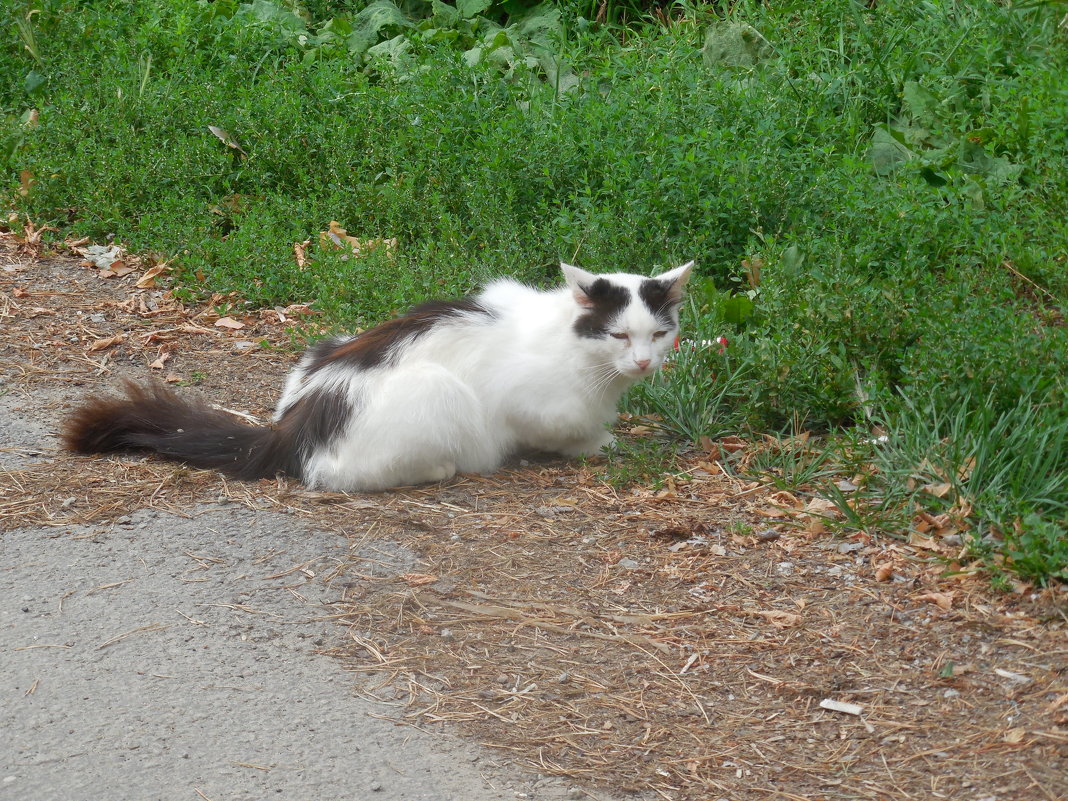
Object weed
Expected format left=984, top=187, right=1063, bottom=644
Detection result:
left=597, top=435, right=678, bottom=490
left=744, top=433, right=839, bottom=493
left=867, top=385, right=1068, bottom=582
left=725, top=521, right=753, bottom=538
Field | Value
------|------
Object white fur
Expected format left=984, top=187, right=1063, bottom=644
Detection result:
left=276, top=262, right=692, bottom=490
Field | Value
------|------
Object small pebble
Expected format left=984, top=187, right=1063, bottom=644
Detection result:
left=943, top=688, right=960, bottom=698
left=838, top=542, right=864, bottom=554
left=2, top=776, right=15, bottom=785
left=615, top=558, right=640, bottom=570
left=369, top=780, right=383, bottom=792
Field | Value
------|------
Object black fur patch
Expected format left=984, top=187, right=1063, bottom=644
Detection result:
left=573, top=279, right=630, bottom=339
left=276, top=387, right=351, bottom=465
left=638, top=278, right=681, bottom=327
left=307, top=298, right=492, bottom=372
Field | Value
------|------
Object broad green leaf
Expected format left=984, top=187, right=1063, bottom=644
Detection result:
left=721, top=295, right=755, bottom=326
left=430, top=0, right=460, bottom=27
left=920, top=167, right=948, bottom=187
left=239, top=0, right=307, bottom=33
left=697, top=277, right=721, bottom=309
left=24, top=70, right=46, bottom=96
left=781, top=245, right=805, bottom=275
left=318, top=16, right=353, bottom=37
left=462, top=45, right=482, bottom=67
left=487, top=44, right=515, bottom=69
left=902, top=81, right=939, bottom=125
left=869, top=125, right=916, bottom=175
left=366, top=33, right=411, bottom=62
left=347, top=0, right=414, bottom=55
left=961, top=176, right=985, bottom=208
left=702, top=22, right=774, bottom=69
left=486, top=29, right=511, bottom=49
left=457, top=0, right=494, bottom=18
left=539, top=53, right=580, bottom=93
left=893, top=121, right=932, bottom=148
left=960, top=138, right=1024, bottom=184
left=511, top=3, right=561, bottom=37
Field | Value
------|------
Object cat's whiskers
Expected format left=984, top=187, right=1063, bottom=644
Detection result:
left=581, top=361, right=622, bottom=403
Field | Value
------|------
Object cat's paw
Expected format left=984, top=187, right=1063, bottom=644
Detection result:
left=424, top=461, right=457, bottom=483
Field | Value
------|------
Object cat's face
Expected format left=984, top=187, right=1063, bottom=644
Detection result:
left=562, top=262, right=693, bottom=379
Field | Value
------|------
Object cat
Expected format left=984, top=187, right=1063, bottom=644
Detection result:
left=63, top=261, right=692, bottom=491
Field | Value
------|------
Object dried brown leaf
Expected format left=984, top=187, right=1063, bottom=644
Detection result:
left=320, top=221, right=397, bottom=261
left=207, top=124, right=247, bottom=155
left=18, top=169, right=34, bottom=197
left=914, top=591, right=954, bottom=611
left=923, top=482, right=954, bottom=499
left=751, top=609, right=802, bottom=628
left=135, top=264, right=170, bottom=289
left=293, top=239, right=310, bottom=270
left=719, top=435, right=747, bottom=453
left=1003, top=727, right=1027, bottom=744
left=87, top=333, right=124, bottom=352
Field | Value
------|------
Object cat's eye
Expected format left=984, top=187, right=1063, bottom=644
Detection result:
left=610, top=332, right=630, bottom=341
left=652, top=331, right=668, bottom=340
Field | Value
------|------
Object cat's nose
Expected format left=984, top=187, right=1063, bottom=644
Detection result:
left=634, top=358, right=651, bottom=371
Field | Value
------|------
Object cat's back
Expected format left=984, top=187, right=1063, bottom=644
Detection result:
left=479, top=276, right=548, bottom=309
left=477, top=277, right=570, bottom=327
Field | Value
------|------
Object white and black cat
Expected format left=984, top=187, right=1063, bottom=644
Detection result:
left=64, top=261, right=692, bottom=491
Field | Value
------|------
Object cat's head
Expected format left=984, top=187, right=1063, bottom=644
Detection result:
left=561, top=261, right=693, bottom=379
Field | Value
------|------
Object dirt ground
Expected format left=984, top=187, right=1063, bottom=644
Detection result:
left=1, top=233, right=1066, bottom=801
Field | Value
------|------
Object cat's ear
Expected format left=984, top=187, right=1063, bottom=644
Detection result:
left=561, top=262, right=598, bottom=309
left=654, top=261, right=694, bottom=304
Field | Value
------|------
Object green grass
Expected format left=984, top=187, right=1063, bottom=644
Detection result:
left=596, top=435, right=680, bottom=490
left=2, top=0, right=1066, bottom=583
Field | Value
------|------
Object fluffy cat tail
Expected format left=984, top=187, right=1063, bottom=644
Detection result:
left=62, top=380, right=296, bottom=481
